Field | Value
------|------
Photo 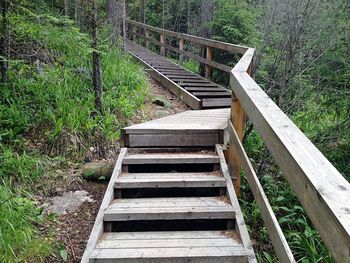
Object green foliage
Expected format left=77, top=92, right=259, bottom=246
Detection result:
left=212, top=0, right=257, bottom=45
left=211, top=0, right=258, bottom=85
left=0, top=1, right=149, bottom=262
left=0, top=184, right=53, bottom=263
left=241, top=132, right=335, bottom=262
left=1, top=3, right=149, bottom=155
left=182, top=59, right=200, bottom=74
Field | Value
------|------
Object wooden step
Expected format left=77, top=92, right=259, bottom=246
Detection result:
left=90, top=231, right=247, bottom=263
left=115, top=172, right=226, bottom=189
left=202, top=98, right=231, bottom=108
left=104, top=197, right=234, bottom=221
left=193, top=92, right=232, bottom=98
left=123, top=152, right=220, bottom=165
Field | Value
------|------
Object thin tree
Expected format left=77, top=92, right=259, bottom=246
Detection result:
left=0, top=0, right=9, bottom=82
left=199, top=0, right=213, bottom=76
left=92, top=0, right=103, bottom=113
left=64, top=0, right=69, bottom=16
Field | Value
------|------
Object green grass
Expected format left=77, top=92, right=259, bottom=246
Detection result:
left=169, top=57, right=200, bottom=74
left=0, top=2, right=149, bottom=262
left=241, top=129, right=335, bottom=263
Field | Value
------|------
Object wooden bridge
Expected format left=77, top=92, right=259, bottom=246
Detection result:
left=82, top=20, right=350, bottom=263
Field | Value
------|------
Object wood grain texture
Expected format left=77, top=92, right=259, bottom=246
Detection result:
left=123, top=153, right=220, bottom=164
left=216, top=144, right=257, bottom=263
left=228, top=121, right=295, bottom=262
left=104, top=197, right=235, bottom=221
left=114, top=172, right=226, bottom=188
left=230, top=70, right=350, bottom=262
left=81, top=148, right=128, bottom=263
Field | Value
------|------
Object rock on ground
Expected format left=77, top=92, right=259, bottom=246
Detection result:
left=45, top=190, right=94, bottom=216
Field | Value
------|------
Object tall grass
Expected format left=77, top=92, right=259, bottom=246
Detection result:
left=0, top=2, right=149, bottom=262
left=241, top=129, right=335, bottom=263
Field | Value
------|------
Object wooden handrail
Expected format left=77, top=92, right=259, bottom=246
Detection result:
left=127, top=20, right=249, bottom=54
left=125, top=19, right=350, bottom=262
left=126, top=19, right=247, bottom=75
left=230, top=48, right=350, bottom=262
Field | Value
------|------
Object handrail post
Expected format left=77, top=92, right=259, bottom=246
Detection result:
left=227, top=94, right=245, bottom=196
left=145, top=29, right=150, bottom=49
left=179, top=38, right=184, bottom=65
left=160, top=33, right=165, bottom=56
left=205, top=46, right=212, bottom=79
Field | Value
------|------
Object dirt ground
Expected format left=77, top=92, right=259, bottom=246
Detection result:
left=47, top=77, right=189, bottom=263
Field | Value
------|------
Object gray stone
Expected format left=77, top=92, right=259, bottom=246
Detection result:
left=155, top=110, right=170, bottom=118
left=152, top=97, right=172, bottom=108
left=44, top=190, right=94, bottom=216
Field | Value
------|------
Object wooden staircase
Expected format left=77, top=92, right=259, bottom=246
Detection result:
left=83, top=146, right=255, bottom=262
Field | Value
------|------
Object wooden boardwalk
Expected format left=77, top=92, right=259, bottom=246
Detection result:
left=82, top=20, right=350, bottom=263
left=82, top=110, right=256, bottom=263
left=125, top=40, right=232, bottom=109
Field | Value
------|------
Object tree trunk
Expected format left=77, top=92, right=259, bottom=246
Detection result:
left=64, top=0, right=69, bottom=16
left=162, top=0, right=165, bottom=29
left=123, top=0, right=126, bottom=50
left=75, top=0, right=80, bottom=24
left=82, top=162, right=115, bottom=180
left=92, top=0, right=103, bottom=114
left=0, top=0, right=9, bottom=82
left=142, top=0, right=146, bottom=24
left=199, top=0, right=213, bottom=76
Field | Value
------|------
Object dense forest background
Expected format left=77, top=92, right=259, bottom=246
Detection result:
left=0, top=0, right=349, bottom=262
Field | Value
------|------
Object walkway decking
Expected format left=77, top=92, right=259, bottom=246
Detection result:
left=125, top=40, right=232, bottom=109
left=122, top=108, right=230, bottom=147
left=82, top=110, right=256, bottom=263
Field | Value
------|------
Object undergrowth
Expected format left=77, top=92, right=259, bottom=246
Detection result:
left=0, top=1, right=149, bottom=262
left=241, top=129, right=335, bottom=263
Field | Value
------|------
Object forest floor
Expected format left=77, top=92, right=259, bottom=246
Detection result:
left=45, top=77, right=188, bottom=263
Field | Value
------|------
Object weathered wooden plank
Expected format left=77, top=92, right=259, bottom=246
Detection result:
left=127, top=52, right=201, bottom=109
left=81, top=148, right=128, bottom=263
left=109, top=197, right=231, bottom=207
left=96, top=238, right=241, bottom=249
left=193, top=92, right=231, bottom=98
left=202, top=98, right=231, bottom=108
left=230, top=70, right=350, bottom=262
left=115, top=172, right=226, bottom=188
left=123, top=109, right=230, bottom=134
left=90, top=247, right=247, bottom=263
left=182, top=83, right=221, bottom=87
left=171, top=77, right=205, bottom=82
left=123, top=153, right=220, bottom=164
left=228, top=122, right=295, bottom=262
left=98, top=231, right=240, bottom=240
left=104, top=196, right=235, bottom=221
left=163, top=72, right=198, bottom=77
left=127, top=133, right=221, bottom=147
left=215, top=145, right=257, bottom=263
left=184, top=87, right=226, bottom=92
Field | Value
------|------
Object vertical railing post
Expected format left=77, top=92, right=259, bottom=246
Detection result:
left=205, top=46, right=212, bottom=79
left=145, top=29, right=150, bottom=49
left=227, top=95, right=245, bottom=196
left=160, top=33, right=165, bottom=56
left=179, top=38, right=184, bottom=65
left=226, top=59, right=253, bottom=196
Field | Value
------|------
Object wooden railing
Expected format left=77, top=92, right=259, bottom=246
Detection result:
left=125, top=20, right=350, bottom=263
left=126, top=19, right=248, bottom=79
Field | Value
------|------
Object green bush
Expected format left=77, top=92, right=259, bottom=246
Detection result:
left=0, top=2, right=149, bottom=262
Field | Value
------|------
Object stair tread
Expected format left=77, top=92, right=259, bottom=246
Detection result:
left=90, top=231, right=246, bottom=262
left=123, top=152, right=220, bottom=164
left=115, top=172, right=226, bottom=188
left=104, top=197, right=234, bottom=221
